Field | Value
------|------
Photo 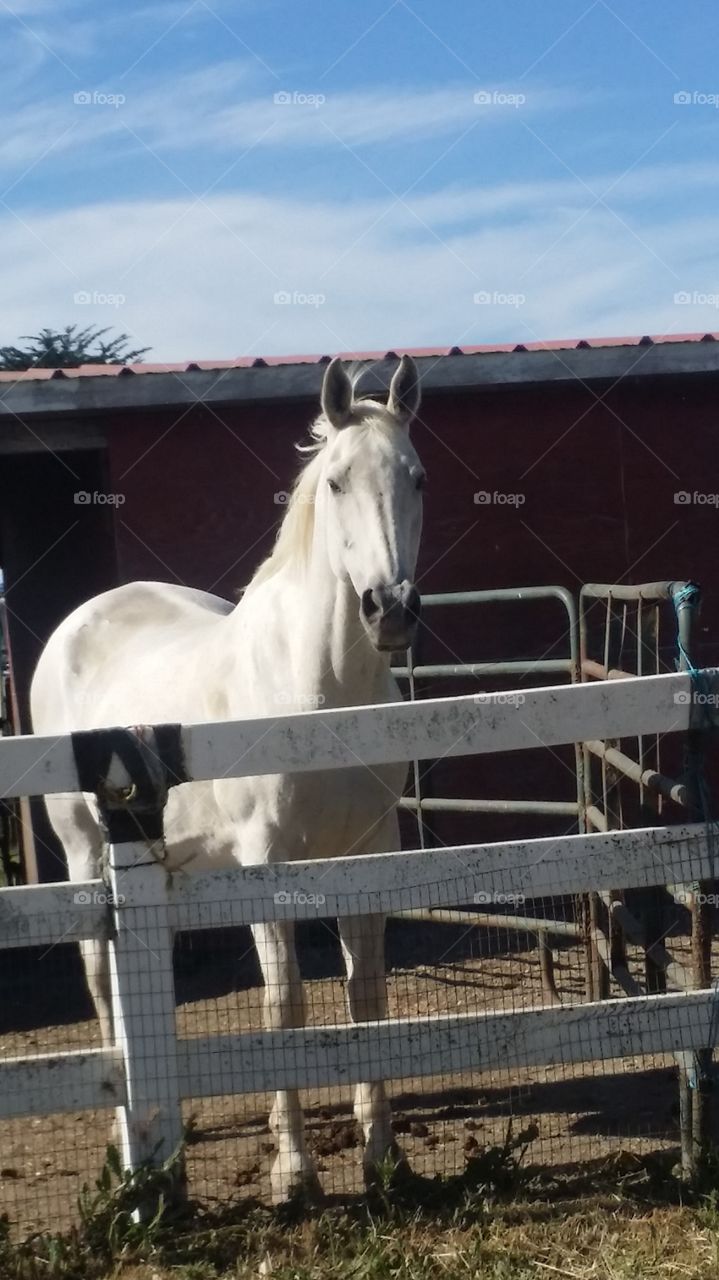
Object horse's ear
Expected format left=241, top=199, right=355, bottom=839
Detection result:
left=388, top=354, right=421, bottom=425
left=321, top=357, right=353, bottom=429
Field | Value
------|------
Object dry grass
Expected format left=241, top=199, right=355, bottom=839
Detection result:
left=6, top=1143, right=719, bottom=1280
left=8, top=1121, right=716, bottom=1280
left=113, top=1200, right=719, bottom=1279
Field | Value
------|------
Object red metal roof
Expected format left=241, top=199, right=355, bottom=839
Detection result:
left=0, top=333, right=716, bottom=382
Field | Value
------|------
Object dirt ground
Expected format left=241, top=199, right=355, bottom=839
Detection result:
left=0, top=922, right=690, bottom=1238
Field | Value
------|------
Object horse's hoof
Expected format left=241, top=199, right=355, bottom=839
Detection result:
left=270, top=1158, right=323, bottom=1206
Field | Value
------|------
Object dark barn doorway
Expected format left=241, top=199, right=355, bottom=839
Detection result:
left=0, top=448, right=119, bottom=881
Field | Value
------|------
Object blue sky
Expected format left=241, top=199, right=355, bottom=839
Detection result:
left=2, top=0, right=719, bottom=359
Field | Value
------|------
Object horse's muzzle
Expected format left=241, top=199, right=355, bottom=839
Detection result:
left=360, top=581, right=421, bottom=651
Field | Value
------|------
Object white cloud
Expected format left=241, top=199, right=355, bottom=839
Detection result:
left=194, top=84, right=571, bottom=151
left=2, top=163, right=719, bottom=361
left=0, top=70, right=580, bottom=172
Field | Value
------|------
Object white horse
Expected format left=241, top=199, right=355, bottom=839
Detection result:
left=30, top=354, right=425, bottom=1202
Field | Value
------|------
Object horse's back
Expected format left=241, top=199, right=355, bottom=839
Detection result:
left=31, top=581, right=233, bottom=734
left=50, top=580, right=232, bottom=647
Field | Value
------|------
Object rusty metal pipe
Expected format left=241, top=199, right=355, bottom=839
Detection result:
left=399, top=796, right=579, bottom=816
left=393, top=660, right=571, bottom=679
left=581, top=659, right=636, bottom=681
left=584, top=740, right=688, bottom=807
left=393, top=906, right=580, bottom=938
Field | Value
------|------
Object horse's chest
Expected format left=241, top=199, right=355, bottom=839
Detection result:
left=206, top=760, right=405, bottom=861
left=164, top=760, right=406, bottom=869
left=285, top=763, right=404, bottom=856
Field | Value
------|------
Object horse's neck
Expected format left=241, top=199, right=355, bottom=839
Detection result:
left=308, top=566, right=386, bottom=699
left=282, top=523, right=389, bottom=703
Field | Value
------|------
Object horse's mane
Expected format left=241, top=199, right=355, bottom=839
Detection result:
left=246, top=448, right=324, bottom=590
left=246, top=365, right=387, bottom=591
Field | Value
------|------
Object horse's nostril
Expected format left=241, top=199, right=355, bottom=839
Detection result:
left=361, top=588, right=380, bottom=620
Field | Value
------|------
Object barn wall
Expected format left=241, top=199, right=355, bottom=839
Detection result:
left=102, top=374, right=719, bottom=852
left=106, top=376, right=719, bottom=664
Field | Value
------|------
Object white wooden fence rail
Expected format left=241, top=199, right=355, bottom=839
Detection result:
left=0, top=671, right=716, bottom=1184
left=0, top=670, right=704, bottom=799
left=4, top=990, right=716, bottom=1121
left=1, top=823, right=715, bottom=946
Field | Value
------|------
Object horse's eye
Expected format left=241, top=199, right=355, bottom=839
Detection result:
left=415, top=473, right=426, bottom=492
left=328, top=478, right=342, bottom=494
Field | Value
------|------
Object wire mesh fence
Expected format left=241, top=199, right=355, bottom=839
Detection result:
left=2, top=828, right=717, bottom=1239
left=1, top=636, right=717, bottom=1241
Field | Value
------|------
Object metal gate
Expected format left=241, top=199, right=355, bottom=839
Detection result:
left=579, top=580, right=711, bottom=1172
left=392, top=586, right=584, bottom=1002
left=394, top=586, right=583, bottom=841
left=393, top=580, right=712, bottom=1173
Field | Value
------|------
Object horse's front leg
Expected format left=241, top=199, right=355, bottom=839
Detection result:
left=79, top=935, right=114, bottom=1044
left=252, top=919, right=321, bottom=1203
left=337, top=908, right=406, bottom=1181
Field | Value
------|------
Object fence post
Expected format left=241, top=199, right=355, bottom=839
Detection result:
left=72, top=723, right=188, bottom=1213
left=107, top=840, right=184, bottom=1193
left=671, top=580, right=713, bottom=1180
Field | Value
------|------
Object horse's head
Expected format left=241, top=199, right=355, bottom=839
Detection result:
left=318, top=355, right=424, bottom=652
